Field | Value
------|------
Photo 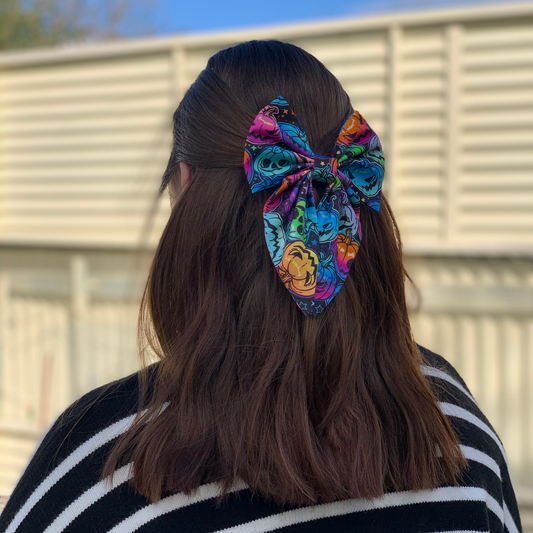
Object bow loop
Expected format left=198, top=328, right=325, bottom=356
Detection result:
left=244, top=95, right=385, bottom=316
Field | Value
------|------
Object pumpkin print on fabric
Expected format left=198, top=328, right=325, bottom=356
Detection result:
left=244, top=96, right=385, bottom=316
left=278, top=241, right=319, bottom=297
left=337, top=229, right=360, bottom=275
left=253, top=146, right=303, bottom=182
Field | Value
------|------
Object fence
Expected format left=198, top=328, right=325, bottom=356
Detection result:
left=1, top=3, right=532, bottom=250
left=0, top=249, right=531, bottom=498
left=0, top=249, right=143, bottom=494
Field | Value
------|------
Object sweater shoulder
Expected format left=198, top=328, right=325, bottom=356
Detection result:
left=53, top=362, right=159, bottom=442
left=416, top=343, right=505, bottom=461
left=417, top=343, right=472, bottom=393
left=417, top=343, right=477, bottom=404
left=0, top=364, right=160, bottom=530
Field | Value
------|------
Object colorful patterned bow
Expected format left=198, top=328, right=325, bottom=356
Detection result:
left=244, top=96, right=385, bottom=317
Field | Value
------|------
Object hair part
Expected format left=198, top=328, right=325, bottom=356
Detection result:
left=103, top=40, right=467, bottom=505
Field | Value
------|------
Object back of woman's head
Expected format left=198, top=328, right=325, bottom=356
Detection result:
left=104, top=40, right=467, bottom=506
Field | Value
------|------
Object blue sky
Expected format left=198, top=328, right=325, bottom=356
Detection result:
left=120, top=0, right=515, bottom=36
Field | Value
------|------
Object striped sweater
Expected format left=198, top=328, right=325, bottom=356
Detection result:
left=0, top=345, right=523, bottom=533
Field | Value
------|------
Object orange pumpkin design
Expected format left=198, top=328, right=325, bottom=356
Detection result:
left=278, top=241, right=318, bottom=297
left=337, top=229, right=360, bottom=274
left=337, top=112, right=368, bottom=146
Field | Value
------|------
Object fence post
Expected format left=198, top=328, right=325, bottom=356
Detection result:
left=171, top=43, right=187, bottom=105
left=386, top=24, right=402, bottom=211
left=444, top=23, right=462, bottom=243
left=0, top=272, right=10, bottom=416
left=69, top=255, right=89, bottom=402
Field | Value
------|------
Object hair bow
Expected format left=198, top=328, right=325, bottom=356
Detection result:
left=244, top=96, right=385, bottom=317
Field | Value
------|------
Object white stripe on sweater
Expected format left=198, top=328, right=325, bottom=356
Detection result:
left=36, top=444, right=502, bottom=533
left=6, top=403, right=169, bottom=533
left=5, top=413, right=139, bottom=533
left=8, top=368, right=468, bottom=533
left=421, top=367, right=507, bottom=464
left=439, top=403, right=508, bottom=468
left=421, top=364, right=520, bottom=533
left=104, top=486, right=501, bottom=533
left=420, top=366, right=504, bottom=479
left=503, top=501, right=520, bottom=533
left=206, top=486, right=503, bottom=533
left=459, top=445, right=501, bottom=480
left=421, top=364, right=508, bottom=470
left=420, top=366, right=475, bottom=403
left=436, top=443, right=500, bottom=480
left=43, top=464, right=133, bottom=533
left=28, top=444, right=505, bottom=533
left=5, top=365, right=516, bottom=533
left=106, top=479, right=249, bottom=533
left=439, top=403, right=520, bottom=533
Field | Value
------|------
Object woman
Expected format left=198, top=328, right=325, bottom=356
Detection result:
left=0, top=40, right=522, bottom=533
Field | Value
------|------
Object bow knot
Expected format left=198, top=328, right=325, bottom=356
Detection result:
left=244, top=96, right=385, bottom=317
left=311, top=155, right=337, bottom=183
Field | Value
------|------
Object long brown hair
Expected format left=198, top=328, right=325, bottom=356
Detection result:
left=103, top=40, right=467, bottom=506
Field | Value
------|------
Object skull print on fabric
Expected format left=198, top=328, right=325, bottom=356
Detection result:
left=244, top=96, right=385, bottom=317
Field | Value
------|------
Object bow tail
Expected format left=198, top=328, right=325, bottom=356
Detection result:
left=264, top=175, right=364, bottom=317
left=335, top=189, right=362, bottom=284
left=314, top=182, right=362, bottom=309
left=263, top=172, right=328, bottom=315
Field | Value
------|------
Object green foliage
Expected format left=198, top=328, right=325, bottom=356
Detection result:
left=0, top=0, right=81, bottom=50
left=0, top=0, right=153, bottom=51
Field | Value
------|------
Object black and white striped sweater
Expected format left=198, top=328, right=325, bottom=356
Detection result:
left=0, top=345, right=523, bottom=533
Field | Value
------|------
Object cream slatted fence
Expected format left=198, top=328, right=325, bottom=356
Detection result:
left=0, top=2, right=532, bottom=522
left=0, top=50, right=174, bottom=246
left=389, top=24, right=447, bottom=242
left=459, top=20, right=533, bottom=245
left=1, top=3, right=531, bottom=250
left=0, top=259, right=142, bottom=495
